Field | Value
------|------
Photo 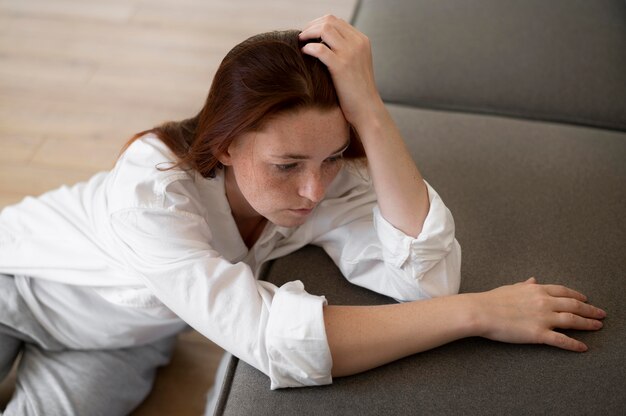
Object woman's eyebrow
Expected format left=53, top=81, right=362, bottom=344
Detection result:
left=273, top=139, right=350, bottom=160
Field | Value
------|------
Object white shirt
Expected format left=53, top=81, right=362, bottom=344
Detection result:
left=0, top=134, right=461, bottom=389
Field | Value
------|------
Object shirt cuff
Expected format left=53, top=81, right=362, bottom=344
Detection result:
left=265, top=281, right=333, bottom=389
left=373, top=180, right=456, bottom=275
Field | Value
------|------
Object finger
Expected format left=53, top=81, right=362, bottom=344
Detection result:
left=514, top=277, right=536, bottom=286
left=299, top=16, right=350, bottom=42
left=299, top=22, right=327, bottom=40
left=543, top=284, right=587, bottom=302
left=552, top=311, right=604, bottom=331
left=317, top=25, right=345, bottom=50
left=552, top=297, right=607, bottom=319
left=299, top=25, right=346, bottom=48
left=301, top=42, right=335, bottom=67
left=301, top=14, right=347, bottom=33
left=541, top=330, right=588, bottom=352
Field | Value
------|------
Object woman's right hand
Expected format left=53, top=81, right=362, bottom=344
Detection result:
left=470, top=277, right=606, bottom=351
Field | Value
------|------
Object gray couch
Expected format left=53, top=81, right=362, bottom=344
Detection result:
left=214, top=1, right=626, bottom=414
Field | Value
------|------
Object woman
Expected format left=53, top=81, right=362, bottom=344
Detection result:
left=0, top=15, right=605, bottom=415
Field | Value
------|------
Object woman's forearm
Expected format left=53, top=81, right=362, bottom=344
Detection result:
left=323, top=278, right=606, bottom=378
left=323, top=294, right=477, bottom=377
left=353, top=101, right=430, bottom=238
left=299, top=16, right=430, bottom=238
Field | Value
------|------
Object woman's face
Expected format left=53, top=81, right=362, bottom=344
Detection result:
left=220, top=106, right=351, bottom=228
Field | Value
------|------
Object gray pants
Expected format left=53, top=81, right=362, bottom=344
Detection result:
left=0, top=274, right=176, bottom=416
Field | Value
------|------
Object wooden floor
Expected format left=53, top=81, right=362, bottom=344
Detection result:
left=0, top=0, right=356, bottom=414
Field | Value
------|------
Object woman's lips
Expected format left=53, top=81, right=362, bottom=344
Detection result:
left=289, top=208, right=313, bottom=216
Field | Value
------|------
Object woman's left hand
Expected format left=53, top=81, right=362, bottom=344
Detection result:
left=299, top=15, right=383, bottom=130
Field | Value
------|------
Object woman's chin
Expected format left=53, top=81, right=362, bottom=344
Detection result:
left=269, top=210, right=312, bottom=228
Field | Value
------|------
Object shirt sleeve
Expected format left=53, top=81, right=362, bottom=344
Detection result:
left=311, top=172, right=461, bottom=303
left=108, top=179, right=332, bottom=389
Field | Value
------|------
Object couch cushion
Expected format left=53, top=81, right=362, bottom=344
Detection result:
left=387, top=104, right=626, bottom=295
left=214, top=105, right=626, bottom=415
left=353, top=0, right=626, bottom=131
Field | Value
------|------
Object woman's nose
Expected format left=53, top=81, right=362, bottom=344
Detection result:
left=299, top=172, right=325, bottom=203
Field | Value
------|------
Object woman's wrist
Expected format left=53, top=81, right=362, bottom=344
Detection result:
left=348, top=94, right=388, bottom=139
left=452, top=293, right=487, bottom=339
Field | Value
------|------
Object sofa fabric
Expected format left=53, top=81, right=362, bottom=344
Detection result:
left=214, top=1, right=626, bottom=414
left=352, top=0, right=626, bottom=131
left=215, top=106, right=626, bottom=415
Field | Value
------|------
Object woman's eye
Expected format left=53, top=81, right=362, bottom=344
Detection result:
left=325, top=154, right=343, bottom=164
left=275, top=163, right=298, bottom=172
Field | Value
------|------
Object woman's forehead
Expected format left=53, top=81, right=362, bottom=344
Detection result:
left=254, top=107, right=349, bottom=154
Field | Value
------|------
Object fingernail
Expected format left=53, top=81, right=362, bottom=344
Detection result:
left=594, top=320, right=603, bottom=329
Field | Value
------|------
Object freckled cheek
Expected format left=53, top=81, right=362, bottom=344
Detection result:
left=322, top=163, right=343, bottom=186
left=258, top=171, right=299, bottom=204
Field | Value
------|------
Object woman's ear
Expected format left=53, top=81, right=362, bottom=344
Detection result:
left=217, top=141, right=237, bottom=166
left=217, top=151, right=232, bottom=167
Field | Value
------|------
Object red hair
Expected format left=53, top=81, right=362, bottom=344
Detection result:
left=119, top=30, right=365, bottom=178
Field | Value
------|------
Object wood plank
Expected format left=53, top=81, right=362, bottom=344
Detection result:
left=0, top=134, right=45, bottom=164
left=0, top=0, right=135, bottom=23
left=0, top=163, right=95, bottom=196
left=0, top=192, right=29, bottom=209
left=30, top=136, right=123, bottom=172
left=0, top=55, right=94, bottom=87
